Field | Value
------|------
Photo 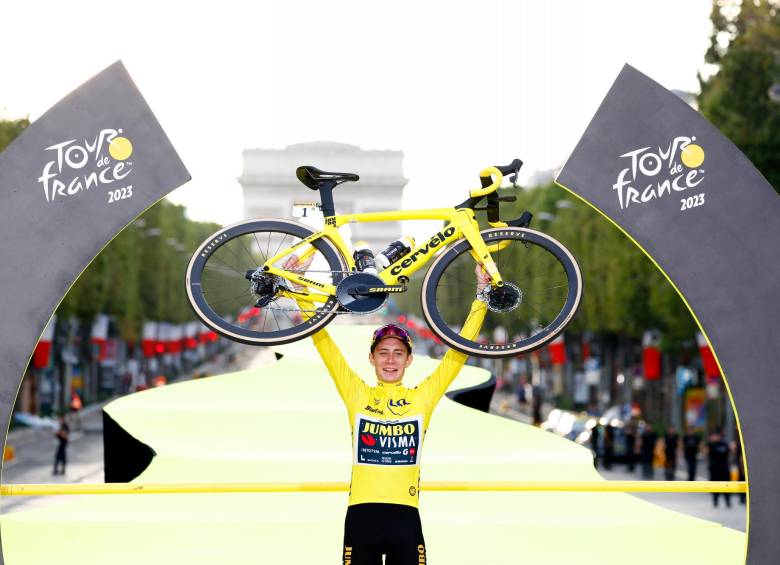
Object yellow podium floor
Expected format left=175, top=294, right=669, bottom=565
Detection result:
left=0, top=325, right=745, bottom=564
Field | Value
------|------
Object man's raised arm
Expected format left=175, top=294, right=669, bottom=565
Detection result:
left=284, top=254, right=365, bottom=407
left=417, top=265, right=490, bottom=404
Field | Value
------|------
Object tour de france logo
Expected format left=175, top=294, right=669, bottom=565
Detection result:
left=38, top=128, right=135, bottom=204
left=612, top=136, right=706, bottom=212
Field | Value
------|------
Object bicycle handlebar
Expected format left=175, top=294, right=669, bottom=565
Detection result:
left=496, top=158, right=523, bottom=177
left=470, top=159, right=523, bottom=198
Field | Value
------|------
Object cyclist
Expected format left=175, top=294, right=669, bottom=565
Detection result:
left=284, top=254, right=489, bottom=564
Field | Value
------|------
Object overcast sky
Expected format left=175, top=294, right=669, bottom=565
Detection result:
left=2, top=0, right=714, bottom=233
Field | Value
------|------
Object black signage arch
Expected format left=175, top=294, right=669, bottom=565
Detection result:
left=557, top=64, right=780, bottom=565
left=0, top=61, right=190, bottom=563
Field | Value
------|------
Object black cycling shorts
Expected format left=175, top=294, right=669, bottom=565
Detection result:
left=343, top=503, right=426, bottom=564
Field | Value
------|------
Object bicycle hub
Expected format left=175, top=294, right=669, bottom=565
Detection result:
left=486, top=282, right=522, bottom=313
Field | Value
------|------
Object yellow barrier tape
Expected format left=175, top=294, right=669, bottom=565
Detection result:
left=0, top=481, right=746, bottom=497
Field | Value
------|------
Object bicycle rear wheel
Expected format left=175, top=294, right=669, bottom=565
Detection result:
left=185, top=219, right=347, bottom=346
left=421, top=227, right=582, bottom=358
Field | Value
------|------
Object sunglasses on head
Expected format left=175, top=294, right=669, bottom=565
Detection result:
left=370, top=324, right=413, bottom=352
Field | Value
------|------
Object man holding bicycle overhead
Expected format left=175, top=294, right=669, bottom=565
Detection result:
left=285, top=254, right=489, bottom=565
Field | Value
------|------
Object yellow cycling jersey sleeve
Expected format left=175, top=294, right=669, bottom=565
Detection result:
left=293, top=296, right=366, bottom=408
left=310, top=330, right=367, bottom=408
left=416, top=298, right=488, bottom=406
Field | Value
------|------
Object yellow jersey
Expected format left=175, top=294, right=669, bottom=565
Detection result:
left=306, top=299, right=487, bottom=507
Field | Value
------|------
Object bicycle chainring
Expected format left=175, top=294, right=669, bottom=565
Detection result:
left=336, top=273, right=388, bottom=314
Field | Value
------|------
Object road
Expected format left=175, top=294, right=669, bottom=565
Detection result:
left=490, top=390, right=747, bottom=532
left=1, top=344, right=272, bottom=514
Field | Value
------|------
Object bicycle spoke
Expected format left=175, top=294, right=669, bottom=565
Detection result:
left=219, top=239, right=254, bottom=271
left=235, top=234, right=259, bottom=266
left=252, top=231, right=268, bottom=263
left=202, top=287, right=253, bottom=306
left=208, top=254, right=253, bottom=275
left=272, top=233, right=288, bottom=260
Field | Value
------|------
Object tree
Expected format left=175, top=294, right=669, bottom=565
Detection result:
left=698, top=0, right=780, bottom=193
left=0, top=117, right=30, bottom=152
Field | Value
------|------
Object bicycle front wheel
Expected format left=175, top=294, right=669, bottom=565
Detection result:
left=421, top=227, right=582, bottom=358
left=186, top=218, right=347, bottom=346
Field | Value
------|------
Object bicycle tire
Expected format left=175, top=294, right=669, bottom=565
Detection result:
left=421, top=227, right=582, bottom=358
left=185, top=218, right=347, bottom=346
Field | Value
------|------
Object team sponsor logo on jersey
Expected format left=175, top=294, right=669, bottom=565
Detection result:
left=354, top=415, right=421, bottom=466
left=388, top=397, right=412, bottom=416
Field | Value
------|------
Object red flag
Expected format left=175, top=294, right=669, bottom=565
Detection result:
left=697, top=332, right=720, bottom=381
left=32, top=316, right=57, bottom=369
left=548, top=334, right=567, bottom=365
left=642, top=330, right=662, bottom=380
left=142, top=321, right=158, bottom=357
left=91, top=314, right=110, bottom=361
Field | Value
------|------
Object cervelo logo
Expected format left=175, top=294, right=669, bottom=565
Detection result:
left=389, top=227, right=456, bottom=276
left=38, top=128, right=134, bottom=203
left=612, top=136, right=705, bottom=210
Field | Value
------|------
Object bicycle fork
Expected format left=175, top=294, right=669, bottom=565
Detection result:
left=453, top=209, right=505, bottom=288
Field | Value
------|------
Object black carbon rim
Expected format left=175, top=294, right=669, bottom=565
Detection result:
left=185, top=219, right=345, bottom=345
left=421, top=228, right=582, bottom=358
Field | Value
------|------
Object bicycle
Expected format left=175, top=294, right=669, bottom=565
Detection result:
left=185, top=159, right=582, bottom=358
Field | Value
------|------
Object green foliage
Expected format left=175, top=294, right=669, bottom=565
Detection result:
left=0, top=117, right=30, bottom=152
left=699, top=0, right=780, bottom=193
left=57, top=201, right=221, bottom=340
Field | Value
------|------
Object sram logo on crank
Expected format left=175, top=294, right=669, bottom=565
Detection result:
left=336, top=273, right=388, bottom=313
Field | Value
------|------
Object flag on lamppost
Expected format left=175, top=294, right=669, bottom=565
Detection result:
left=696, top=332, right=720, bottom=383
left=642, top=330, right=662, bottom=381
left=32, top=316, right=57, bottom=369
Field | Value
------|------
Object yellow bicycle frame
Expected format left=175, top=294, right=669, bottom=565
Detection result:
left=264, top=167, right=512, bottom=303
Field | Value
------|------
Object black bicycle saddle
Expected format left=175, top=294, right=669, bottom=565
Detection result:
left=296, top=166, right=359, bottom=190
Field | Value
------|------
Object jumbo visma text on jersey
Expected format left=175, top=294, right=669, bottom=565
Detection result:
left=356, top=416, right=421, bottom=466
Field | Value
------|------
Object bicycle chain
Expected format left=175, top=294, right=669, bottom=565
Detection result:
left=254, top=270, right=366, bottom=314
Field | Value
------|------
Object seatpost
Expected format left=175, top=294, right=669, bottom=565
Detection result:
left=318, top=181, right=337, bottom=218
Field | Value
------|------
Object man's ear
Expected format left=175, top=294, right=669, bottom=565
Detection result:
left=405, top=353, right=413, bottom=368
left=368, top=352, right=376, bottom=367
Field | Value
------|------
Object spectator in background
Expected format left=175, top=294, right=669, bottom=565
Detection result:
left=624, top=422, right=637, bottom=473
left=683, top=429, right=701, bottom=481
left=663, top=425, right=680, bottom=480
left=640, top=423, right=658, bottom=479
left=733, top=437, right=746, bottom=505
left=590, top=424, right=601, bottom=468
left=707, top=428, right=731, bottom=508
left=603, top=424, right=615, bottom=470
left=531, top=385, right=544, bottom=426
left=69, top=390, right=82, bottom=432
left=53, top=416, right=69, bottom=475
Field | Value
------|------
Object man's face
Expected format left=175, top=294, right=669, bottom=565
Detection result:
left=368, top=337, right=413, bottom=383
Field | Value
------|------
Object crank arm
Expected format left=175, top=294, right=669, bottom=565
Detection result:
left=350, top=285, right=407, bottom=296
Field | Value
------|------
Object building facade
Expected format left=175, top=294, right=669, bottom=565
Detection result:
left=239, top=142, right=407, bottom=253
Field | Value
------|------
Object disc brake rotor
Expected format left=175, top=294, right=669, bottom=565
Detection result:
left=484, top=281, right=522, bottom=313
